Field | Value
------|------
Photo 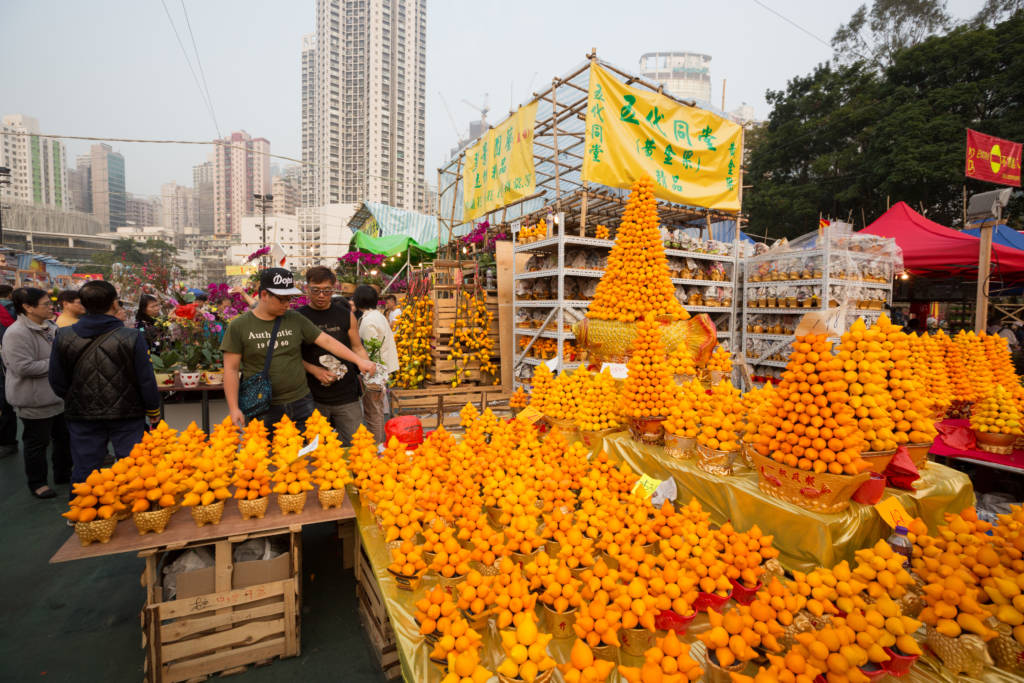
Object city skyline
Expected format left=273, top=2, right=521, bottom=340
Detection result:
left=0, top=0, right=983, bottom=199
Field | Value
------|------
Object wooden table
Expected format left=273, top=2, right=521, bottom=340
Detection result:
left=51, top=494, right=355, bottom=563
left=51, top=495, right=356, bottom=683
left=157, top=382, right=224, bottom=433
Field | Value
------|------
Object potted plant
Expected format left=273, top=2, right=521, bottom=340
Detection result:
left=178, top=340, right=205, bottom=388
left=151, top=349, right=182, bottom=387
left=200, top=337, right=224, bottom=385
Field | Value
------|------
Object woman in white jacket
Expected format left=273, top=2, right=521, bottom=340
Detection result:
left=0, top=288, right=71, bottom=498
left=353, top=286, right=399, bottom=444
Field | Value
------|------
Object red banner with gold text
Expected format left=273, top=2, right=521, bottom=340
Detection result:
left=966, top=129, right=1021, bottom=187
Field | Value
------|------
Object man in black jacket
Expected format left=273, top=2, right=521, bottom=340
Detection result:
left=49, top=280, right=161, bottom=484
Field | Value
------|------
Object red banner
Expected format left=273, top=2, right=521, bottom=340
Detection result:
left=966, top=129, right=1021, bottom=187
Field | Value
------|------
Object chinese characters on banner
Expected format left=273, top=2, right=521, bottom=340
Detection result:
left=462, top=102, right=539, bottom=221
left=966, top=129, right=1022, bottom=187
left=582, top=63, right=742, bottom=212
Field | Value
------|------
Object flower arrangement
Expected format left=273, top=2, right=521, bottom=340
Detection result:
left=246, top=246, right=271, bottom=263
left=339, top=251, right=386, bottom=267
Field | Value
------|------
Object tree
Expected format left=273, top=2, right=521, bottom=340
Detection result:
left=972, top=0, right=1024, bottom=27
left=831, top=0, right=953, bottom=68
left=747, top=11, right=1024, bottom=238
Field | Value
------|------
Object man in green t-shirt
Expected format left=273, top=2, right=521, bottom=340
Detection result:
left=221, top=268, right=376, bottom=431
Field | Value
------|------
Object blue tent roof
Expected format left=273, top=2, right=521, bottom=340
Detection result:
left=964, top=224, right=1024, bottom=252
left=348, top=202, right=442, bottom=247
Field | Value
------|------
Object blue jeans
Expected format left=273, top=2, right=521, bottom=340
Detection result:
left=254, top=394, right=316, bottom=435
left=68, top=417, right=146, bottom=484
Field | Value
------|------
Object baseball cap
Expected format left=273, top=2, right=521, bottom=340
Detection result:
left=258, top=268, right=303, bottom=296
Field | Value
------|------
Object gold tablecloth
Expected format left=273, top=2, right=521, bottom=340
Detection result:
left=594, top=431, right=976, bottom=573
left=352, top=429, right=997, bottom=683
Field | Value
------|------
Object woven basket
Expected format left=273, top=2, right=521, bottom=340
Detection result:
left=905, top=442, right=931, bottom=470
left=629, top=416, right=666, bottom=446
left=469, top=560, right=499, bottom=577
left=989, top=625, right=1024, bottom=675
left=510, top=548, right=539, bottom=566
left=460, top=607, right=492, bottom=632
left=318, top=488, right=347, bottom=510
left=74, top=517, right=118, bottom=546
left=705, top=650, right=745, bottom=683
left=750, top=449, right=869, bottom=514
left=278, top=491, right=308, bottom=515
left=696, top=444, right=738, bottom=476
left=579, top=426, right=620, bottom=448
left=497, top=669, right=554, bottom=683
left=541, top=604, right=577, bottom=639
left=861, top=449, right=896, bottom=475
left=114, top=509, right=131, bottom=522
left=546, top=416, right=576, bottom=434
left=975, top=430, right=1017, bottom=455
left=924, top=625, right=992, bottom=677
left=238, top=496, right=269, bottom=520
left=664, top=433, right=696, bottom=460
left=619, top=626, right=655, bottom=657
left=189, top=500, right=225, bottom=527
left=133, top=506, right=174, bottom=535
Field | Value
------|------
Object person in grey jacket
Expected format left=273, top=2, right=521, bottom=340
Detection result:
left=1, top=287, right=70, bottom=498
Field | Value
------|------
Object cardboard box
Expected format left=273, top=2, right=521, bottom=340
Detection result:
left=176, top=552, right=291, bottom=599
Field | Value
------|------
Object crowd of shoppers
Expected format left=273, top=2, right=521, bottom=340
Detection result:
left=0, top=266, right=402, bottom=510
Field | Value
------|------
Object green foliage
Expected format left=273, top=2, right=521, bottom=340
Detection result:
left=747, top=10, right=1024, bottom=239
left=832, top=0, right=953, bottom=68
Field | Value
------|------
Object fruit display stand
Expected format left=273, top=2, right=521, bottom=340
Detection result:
left=585, top=430, right=974, bottom=574
left=49, top=496, right=355, bottom=683
left=430, top=259, right=502, bottom=386
left=511, top=189, right=740, bottom=389
left=742, top=227, right=898, bottom=384
left=930, top=418, right=1024, bottom=474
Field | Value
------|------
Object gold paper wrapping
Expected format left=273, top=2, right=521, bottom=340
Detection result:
left=592, top=432, right=975, bottom=573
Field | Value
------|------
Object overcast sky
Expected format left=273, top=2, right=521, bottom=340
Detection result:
left=0, top=0, right=982, bottom=198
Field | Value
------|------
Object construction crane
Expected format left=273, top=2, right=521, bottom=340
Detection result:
left=462, top=93, right=489, bottom=129
left=439, top=92, right=467, bottom=148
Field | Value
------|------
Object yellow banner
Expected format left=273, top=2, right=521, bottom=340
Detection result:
left=225, top=265, right=258, bottom=276
left=462, top=102, right=538, bottom=221
left=582, top=63, right=742, bottom=212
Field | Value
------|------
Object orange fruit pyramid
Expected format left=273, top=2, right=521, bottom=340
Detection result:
left=909, top=332, right=952, bottom=416
left=588, top=176, right=688, bottom=323
left=620, top=314, right=678, bottom=419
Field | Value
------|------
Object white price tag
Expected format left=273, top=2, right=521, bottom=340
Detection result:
left=601, top=362, right=629, bottom=379
left=651, top=478, right=678, bottom=508
left=289, top=435, right=319, bottom=464
left=796, top=307, right=846, bottom=337
left=544, top=357, right=559, bottom=371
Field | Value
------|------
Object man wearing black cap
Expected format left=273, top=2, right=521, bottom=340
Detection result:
left=221, top=268, right=376, bottom=431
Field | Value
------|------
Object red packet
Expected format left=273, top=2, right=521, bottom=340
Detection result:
left=852, top=472, right=886, bottom=504
left=882, top=446, right=920, bottom=490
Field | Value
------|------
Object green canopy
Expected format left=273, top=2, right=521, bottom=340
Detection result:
left=352, top=231, right=438, bottom=255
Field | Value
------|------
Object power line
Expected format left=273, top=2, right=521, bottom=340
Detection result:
left=178, top=0, right=221, bottom=139
left=750, top=0, right=834, bottom=50
left=159, top=0, right=221, bottom=139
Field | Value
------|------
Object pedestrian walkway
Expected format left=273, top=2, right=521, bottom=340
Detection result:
left=0, top=405, right=387, bottom=682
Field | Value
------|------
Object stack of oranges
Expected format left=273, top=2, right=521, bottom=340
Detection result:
left=543, top=367, right=591, bottom=423
left=707, top=346, right=733, bottom=374
left=595, top=223, right=610, bottom=240
left=620, top=313, right=679, bottom=419
left=663, top=378, right=702, bottom=439
left=587, top=177, right=689, bottom=323
left=755, top=334, right=870, bottom=475
left=835, top=318, right=898, bottom=452
left=576, top=368, right=622, bottom=432
left=668, top=345, right=698, bottom=378
left=392, top=293, right=434, bottom=389
left=527, top=363, right=555, bottom=414
left=937, top=331, right=975, bottom=402
left=908, top=331, right=953, bottom=416
left=510, top=386, right=529, bottom=410
left=696, top=380, right=745, bottom=452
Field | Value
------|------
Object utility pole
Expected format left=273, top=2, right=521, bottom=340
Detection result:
left=253, top=193, right=274, bottom=268
left=0, top=166, right=10, bottom=245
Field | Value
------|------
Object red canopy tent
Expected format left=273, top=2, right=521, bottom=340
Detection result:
left=861, top=202, right=1024, bottom=278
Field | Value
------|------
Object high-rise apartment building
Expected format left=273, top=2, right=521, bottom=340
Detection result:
left=67, top=159, right=92, bottom=214
left=213, top=131, right=270, bottom=236
left=90, top=143, right=126, bottom=230
left=125, top=194, right=159, bottom=227
left=300, top=33, right=317, bottom=208
left=638, top=52, right=712, bottom=104
left=192, top=160, right=215, bottom=234
left=272, top=176, right=298, bottom=215
left=161, top=182, right=193, bottom=232
left=303, top=0, right=426, bottom=210
left=0, top=114, right=70, bottom=210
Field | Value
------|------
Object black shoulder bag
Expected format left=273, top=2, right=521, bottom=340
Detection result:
left=238, top=317, right=282, bottom=418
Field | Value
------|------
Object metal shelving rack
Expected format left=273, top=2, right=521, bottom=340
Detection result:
left=512, top=210, right=740, bottom=389
left=741, top=236, right=896, bottom=382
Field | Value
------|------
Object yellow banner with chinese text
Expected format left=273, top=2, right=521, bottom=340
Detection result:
left=225, top=265, right=258, bottom=276
left=462, top=102, right=538, bottom=221
left=582, top=63, right=742, bottom=212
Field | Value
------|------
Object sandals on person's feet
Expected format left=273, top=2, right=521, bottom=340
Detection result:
left=32, top=485, right=56, bottom=499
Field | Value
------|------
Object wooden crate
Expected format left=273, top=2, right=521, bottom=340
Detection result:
left=353, top=532, right=402, bottom=681
left=140, top=532, right=301, bottom=683
left=390, top=384, right=510, bottom=428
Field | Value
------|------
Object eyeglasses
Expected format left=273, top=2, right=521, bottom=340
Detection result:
left=307, top=287, right=334, bottom=296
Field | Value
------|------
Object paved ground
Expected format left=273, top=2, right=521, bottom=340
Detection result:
left=0, top=396, right=387, bottom=682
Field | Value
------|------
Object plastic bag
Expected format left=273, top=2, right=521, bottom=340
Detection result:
left=162, top=547, right=215, bottom=600
left=386, top=416, right=424, bottom=447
